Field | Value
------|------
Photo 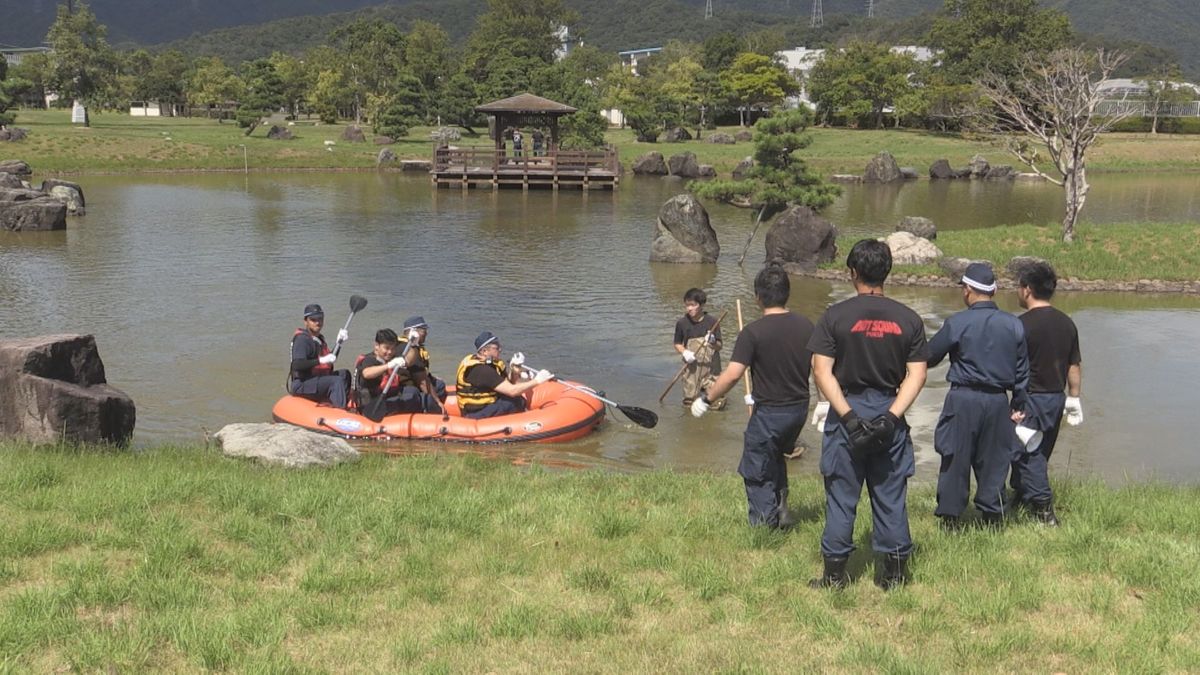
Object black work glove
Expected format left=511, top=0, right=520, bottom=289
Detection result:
left=867, top=412, right=901, bottom=450
left=842, top=411, right=876, bottom=453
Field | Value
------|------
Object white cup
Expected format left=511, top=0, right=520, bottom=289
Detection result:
left=1015, top=424, right=1043, bottom=453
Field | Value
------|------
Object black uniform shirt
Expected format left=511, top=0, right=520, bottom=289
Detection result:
left=356, top=354, right=410, bottom=397
left=808, top=294, right=929, bottom=391
left=1020, top=306, right=1081, bottom=393
left=730, top=311, right=814, bottom=406
left=465, top=362, right=506, bottom=392
left=674, top=313, right=722, bottom=346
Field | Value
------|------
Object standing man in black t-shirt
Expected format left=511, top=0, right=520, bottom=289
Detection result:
left=806, top=240, right=929, bottom=589
left=1009, top=262, right=1082, bottom=526
left=691, top=266, right=814, bottom=528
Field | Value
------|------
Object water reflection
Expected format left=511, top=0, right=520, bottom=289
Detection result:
left=2, top=172, right=1200, bottom=485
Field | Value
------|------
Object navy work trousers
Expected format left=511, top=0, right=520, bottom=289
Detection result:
left=463, top=394, right=527, bottom=419
left=739, top=402, right=807, bottom=527
left=291, top=371, right=350, bottom=409
left=934, top=386, right=1015, bottom=517
left=1009, top=391, right=1066, bottom=504
left=363, top=384, right=434, bottom=415
left=819, top=389, right=915, bottom=558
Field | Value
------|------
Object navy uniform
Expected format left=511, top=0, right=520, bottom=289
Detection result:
left=289, top=303, right=350, bottom=409
left=928, top=264, right=1030, bottom=525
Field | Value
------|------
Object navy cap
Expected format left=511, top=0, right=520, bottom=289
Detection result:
left=961, top=263, right=997, bottom=293
left=403, top=315, right=428, bottom=330
left=303, top=303, right=324, bottom=318
left=474, top=331, right=500, bottom=351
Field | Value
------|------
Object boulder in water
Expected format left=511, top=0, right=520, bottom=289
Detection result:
left=764, top=206, right=838, bottom=271
left=650, top=194, right=719, bottom=263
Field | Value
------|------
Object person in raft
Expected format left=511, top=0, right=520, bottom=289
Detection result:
left=398, top=315, right=447, bottom=402
left=674, top=287, right=725, bottom=410
left=455, top=331, right=553, bottom=419
left=355, top=329, right=433, bottom=415
left=289, top=303, right=351, bottom=409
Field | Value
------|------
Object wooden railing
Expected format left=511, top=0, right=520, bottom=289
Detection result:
left=433, top=146, right=619, bottom=174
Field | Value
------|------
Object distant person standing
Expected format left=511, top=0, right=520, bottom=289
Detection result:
left=1009, top=262, right=1082, bottom=526
left=512, top=129, right=523, bottom=159
left=691, top=266, right=814, bottom=528
left=807, top=240, right=928, bottom=589
left=927, top=263, right=1030, bottom=529
left=532, top=129, right=545, bottom=157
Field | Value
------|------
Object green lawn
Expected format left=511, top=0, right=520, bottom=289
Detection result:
left=1, top=443, right=1198, bottom=672
left=835, top=222, right=1200, bottom=282
left=6, top=109, right=1200, bottom=176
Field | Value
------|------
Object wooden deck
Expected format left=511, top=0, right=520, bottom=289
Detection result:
left=432, top=147, right=620, bottom=190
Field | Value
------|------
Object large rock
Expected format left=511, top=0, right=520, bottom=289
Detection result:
left=707, top=132, right=736, bottom=144
left=40, top=179, right=85, bottom=209
left=0, top=160, right=31, bottom=176
left=0, top=334, right=136, bottom=445
left=0, top=172, right=24, bottom=189
left=215, top=423, right=359, bottom=469
left=697, top=164, right=717, bottom=178
left=663, top=127, right=692, bottom=142
left=377, top=148, right=398, bottom=166
left=48, top=185, right=85, bottom=216
left=899, top=167, right=920, bottom=180
left=734, top=129, right=754, bottom=142
left=632, top=152, right=668, bottom=175
left=929, top=159, right=956, bottom=179
left=939, top=256, right=993, bottom=280
left=0, top=128, right=29, bottom=142
left=667, top=151, right=701, bottom=178
left=373, top=135, right=395, bottom=145
left=650, top=194, right=720, bottom=263
left=969, top=154, right=989, bottom=179
left=896, top=216, right=937, bottom=240
left=732, top=156, right=753, bottom=180
left=0, top=188, right=67, bottom=231
left=985, top=165, right=1014, bottom=180
left=764, top=206, right=838, bottom=271
left=341, top=125, right=366, bottom=143
left=1006, top=255, right=1049, bottom=280
left=884, top=231, right=943, bottom=266
left=864, top=151, right=902, bottom=183
left=266, top=125, right=294, bottom=140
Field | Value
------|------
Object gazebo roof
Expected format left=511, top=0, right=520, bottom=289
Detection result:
left=475, top=93, right=577, bottom=115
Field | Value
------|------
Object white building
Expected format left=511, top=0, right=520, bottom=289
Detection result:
left=617, top=47, right=662, bottom=76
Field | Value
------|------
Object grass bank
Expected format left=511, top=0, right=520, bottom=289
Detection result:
left=2, top=443, right=1198, bottom=672
left=6, top=109, right=1200, bottom=176
left=825, top=222, right=1200, bottom=283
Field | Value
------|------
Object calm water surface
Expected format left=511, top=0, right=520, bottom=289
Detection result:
left=2, top=172, right=1199, bottom=483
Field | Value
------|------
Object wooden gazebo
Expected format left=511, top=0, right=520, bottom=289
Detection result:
left=430, top=93, right=619, bottom=191
left=475, top=92, right=577, bottom=152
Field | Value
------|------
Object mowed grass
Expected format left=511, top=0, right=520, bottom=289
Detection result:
left=854, top=222, right=1200, bottom=282
left=1, top=443, right=1199, bottom=672
left=8, top=108, right=1200, bottom=176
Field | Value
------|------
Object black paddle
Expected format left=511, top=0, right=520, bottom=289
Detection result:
left=521, top=364, right=658, bottom=429
left=332, top=294, right=368, bottom=357
left=364, top=339, right=414, bottom=423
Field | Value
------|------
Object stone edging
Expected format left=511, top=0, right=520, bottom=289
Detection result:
left=795, top=268, right=1200, bottom=294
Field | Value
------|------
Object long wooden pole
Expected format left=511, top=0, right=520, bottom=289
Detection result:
left=658, top=308, right=729, bottom=404
left=737, top=299, right=753, bottom=417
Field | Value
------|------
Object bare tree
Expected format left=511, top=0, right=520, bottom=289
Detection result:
left=974, top=48, right=1131, bottom=243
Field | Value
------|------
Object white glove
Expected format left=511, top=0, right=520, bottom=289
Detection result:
left=690, top=396, right=710, bottom=418
left=682, top=349, right=696, bottom=364
left=744, top=394, right=755, bottom=407
left=533, top=369, right=554, bottom=384
left=406, top=328, right=421, bottom=344
left=510, top=351, right=526, bottom=368
left=318, top=353, right=337, bottom=365
left=386, top=356, right=405, bottom=369
left=811, top=401, right=830, bottom=429
left=336, top=329, right=349, bottom=344
left=1064, top=396, right=1083, bottom=426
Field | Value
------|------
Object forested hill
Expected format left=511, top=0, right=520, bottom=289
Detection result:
left=3, top=0, right=1197, bottom=76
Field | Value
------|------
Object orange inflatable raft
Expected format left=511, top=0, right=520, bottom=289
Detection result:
left=271, top=380, right=605, bottom=443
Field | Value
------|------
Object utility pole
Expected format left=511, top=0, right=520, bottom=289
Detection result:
left=705, top=0, right=713, bottom=20
left=811, top=0, right=823, bottom=27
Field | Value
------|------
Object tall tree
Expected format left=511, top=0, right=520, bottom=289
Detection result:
left=0, top=59, right=22, bottom=127
left=974, top=48, right=1132, bottom=243
left=702, top=33, right=741, bottom=73
left=236, top=59, right=286, bottom=135
left=928, top=0, right=1071, bottom=85
left=720, top=52, right=798, bottom=126
left=327, top=19, right=408, bottom=123
left=44, top=0, right=117, bottom=126
left=404, top=20, right=452, bottom=123
left=466, top=0, right=578, bottom=68
left=9, top=53, right=51, bottom=110
left=692, top=107, right=840, bottom=264
left=269, top=52, right=310, bottom=118
left=1143, top=64, right=1191, bottom=135
left=806, top=42, right=917, bottom=128
left=189, top=57, right=243, bottom=120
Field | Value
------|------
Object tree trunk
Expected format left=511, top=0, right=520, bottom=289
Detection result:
left=1062, top=161, right=1089, bottom=243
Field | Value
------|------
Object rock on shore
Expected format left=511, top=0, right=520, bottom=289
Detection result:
left=216, top=423, right=359, bottom=468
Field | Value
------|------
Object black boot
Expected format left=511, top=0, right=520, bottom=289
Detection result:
left=1031, top=499, right=1060, bottom=526
left=938, top=515, right=963, bottom=533
left=878, top=554, right=908, bottom=591
left=808, top=555, right=849, bottom=589
left=777, top=489, right=797, bottom=530
left=980, top=511, right=1004, bottom=530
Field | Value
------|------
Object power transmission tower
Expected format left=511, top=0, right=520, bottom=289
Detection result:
left=705, top=0, right=713, bottom=19
left=811, top=0, right=823, bottom=27
left=867, top=0, right=874, bottom=18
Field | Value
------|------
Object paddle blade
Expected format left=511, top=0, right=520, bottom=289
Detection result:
left=364, top=398, right=387, bottom=423
left=349, top=294, right=368, bottom=312
left=617, top=404, right=658, bottom=429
